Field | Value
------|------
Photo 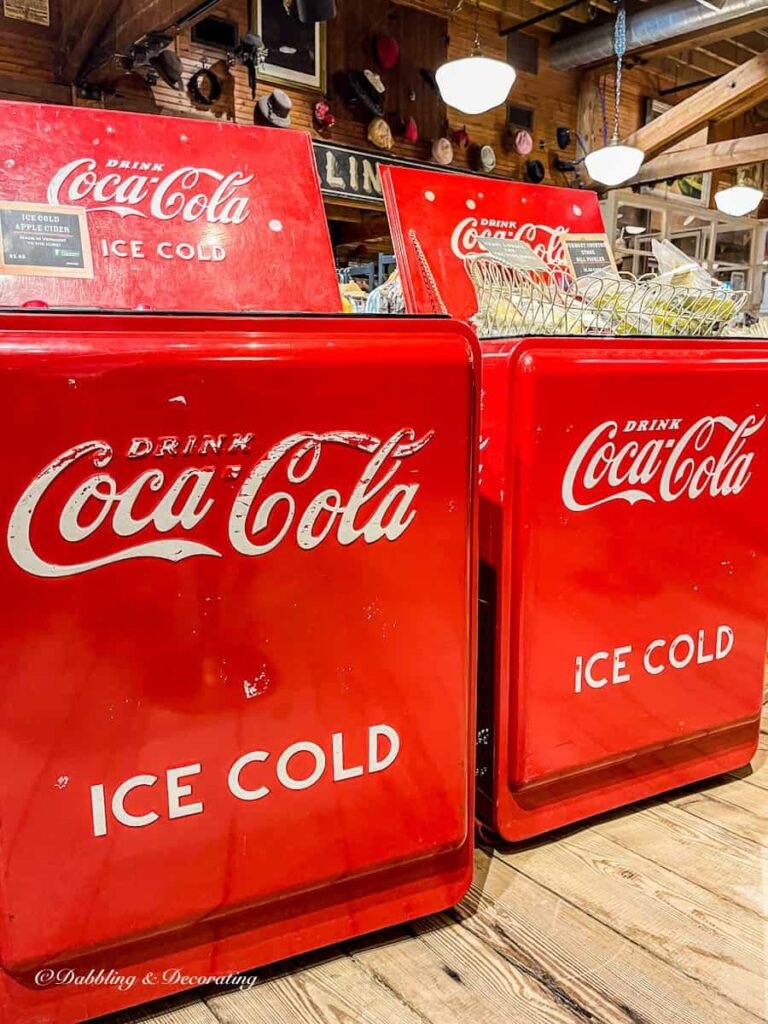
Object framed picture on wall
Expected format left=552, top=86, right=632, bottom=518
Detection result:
left=252, top=0, right=326, bottom=91
left=641, top=99, right=711, bottom=205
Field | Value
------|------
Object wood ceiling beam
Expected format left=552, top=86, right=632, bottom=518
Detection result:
left=528, top=0, right=591, bottom=23
left=631, top=132, right=768, bottom=184
left=57, top=0, right=123, bottom=84
left=624, top=52, right=768, bottom=158
left=696, top=46, right=739, bottom=69
left=629, top=11, right=768, bottom=61
left=665, top=49, right=736, bottom=78
left=394, top=0, right=563, bottom=33
left=83, top=0, right=220, bottom=84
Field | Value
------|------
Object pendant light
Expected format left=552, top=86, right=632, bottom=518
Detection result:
left=584, top=2, right=644, bottom=187
left=714, top=167, right=764, bottom=217
left=436, top=0, right=516, bottom=116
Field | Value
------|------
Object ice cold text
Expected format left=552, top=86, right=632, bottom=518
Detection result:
left=574, top=624, right=735, bottom=694
left=89, top=724, right=400, bottom=838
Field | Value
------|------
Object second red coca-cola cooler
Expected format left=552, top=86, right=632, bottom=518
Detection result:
left=382, top=164, right=768, bottom=841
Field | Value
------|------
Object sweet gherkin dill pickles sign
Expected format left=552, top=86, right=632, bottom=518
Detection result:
left=562, top=233, right=617, bottom=280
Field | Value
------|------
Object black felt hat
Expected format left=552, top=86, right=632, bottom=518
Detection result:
left=296, top=0, right=337, bottom=23
left=524, top=159, right=545, bottom=184
left=348, top=70, right=385, bottom=118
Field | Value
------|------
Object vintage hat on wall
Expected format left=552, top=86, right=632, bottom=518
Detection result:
left=313, top=100, right=336, bottom=129
left=363, top=69, right=386, bottom=95
left=512, top=129, right=533, bottom=155
left=368, top=117, right=394, bottom=150
left=432, top=137, right=454, bottom=166
left=296, top=0, right=337, bottom=23
left=469, top=143, right=496, bottom=173
left=255, top=89, right=293, bottom=128
left=150, top=48, right=184, bottom=90
left=524, top=158, right=545, bottom=183
left=479, top=144, right=497, bottom=173
left=404, top=116, right=419, bottom=142
left=420, top=68, right=439, bottom=94
left=451, top=126, right=470, bottom=148
left=348, top=70, right=385, bottom=117
left=374, top=33, right=400, bottom=70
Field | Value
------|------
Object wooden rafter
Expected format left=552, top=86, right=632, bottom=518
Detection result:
left=631, top=132, right=768, bottom=184
left=624, top=52, right=768, bottom=158
left=57, top=0, right=123, bottom=84
left=83, top=0, right=220, bottom=84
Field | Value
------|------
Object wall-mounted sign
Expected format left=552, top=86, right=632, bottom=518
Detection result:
left=313, top=142, right=500, bottom=207
left=562, top=233, right=617, bottom=280
left=0, top=202, right=93, bottom=279
left=3, top=0, right=49, bottom=25
left=314, top=143, right=388, bottom=205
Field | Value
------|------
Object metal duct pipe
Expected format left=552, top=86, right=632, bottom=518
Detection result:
left=549, top=0, right=768, bottom=70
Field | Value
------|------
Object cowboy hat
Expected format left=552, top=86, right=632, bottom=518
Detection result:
left=512, top=129, right=533, bottom=155
left=524, top=158, right=545, bottom=183
left=150, top=48, right=183, bottom=90
left=255, top=89, right=293, bottom=128
left=368, top=117, right=393, bottom=150
left=432, top=137, right=454, bottom=166
left=348, top=70, right=384, bottom=117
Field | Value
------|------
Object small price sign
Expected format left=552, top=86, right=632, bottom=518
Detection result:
left=562, top=233, right=617, bottom=280
left=0, top=202, right=93, bottom=279
left=478, top=237, right=549, bottom=273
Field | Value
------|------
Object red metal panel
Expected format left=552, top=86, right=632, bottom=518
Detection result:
left=380, top=165, right=604, bottom=323
left=477, top=336, right=768, bottom=840
left=0, top=312, right=477, bottom=1023
left=0, top=102, right=340, bottom=313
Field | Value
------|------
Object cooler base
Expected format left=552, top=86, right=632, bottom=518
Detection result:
left=0, top=846, right=472, bottom=1024
left=481, top=719, right=760, bottom=842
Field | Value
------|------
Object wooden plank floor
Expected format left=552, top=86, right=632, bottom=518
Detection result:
left=103, top=724, right=768, bottom=1024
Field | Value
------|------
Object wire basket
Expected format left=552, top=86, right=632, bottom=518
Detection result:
left=466, top=254, right=614, bottom=337
left=571, top=271, right=749, bottom=338
left=467, top=255, right=749, bottom=339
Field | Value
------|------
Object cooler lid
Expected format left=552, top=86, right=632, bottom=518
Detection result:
left=380, top=165, right=604, bottom=323
left=0, top=102, right=340, bottom=314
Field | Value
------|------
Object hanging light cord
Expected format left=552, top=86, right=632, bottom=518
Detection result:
left=472, top=0, right=481, bottom=54
left=612, top=1, right=627, bottom=143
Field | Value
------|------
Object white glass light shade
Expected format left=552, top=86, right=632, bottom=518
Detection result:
left=435, top=56, right=516, bottom=116
left=584, top=142, right=645, bottom=187
left=714, top=185, right=763, bottom=217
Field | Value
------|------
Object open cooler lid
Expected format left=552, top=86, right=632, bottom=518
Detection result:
left=380, top=165, right=604, bottom=323
left=0, top=101, right=340, bottom=313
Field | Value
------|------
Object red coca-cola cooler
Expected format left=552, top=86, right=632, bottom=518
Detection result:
left=382, top=164, right=768, bottom=841
left=0, top=104, right=478, bottom=1024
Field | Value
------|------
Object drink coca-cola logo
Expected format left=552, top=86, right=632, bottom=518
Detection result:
left=47, top=158, right=252, bottom=223
left=450, top=216, right=568, bottom=266
left=8, top=428, right=433, bottom=578
left=562, top=415, right=765, bottom=512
